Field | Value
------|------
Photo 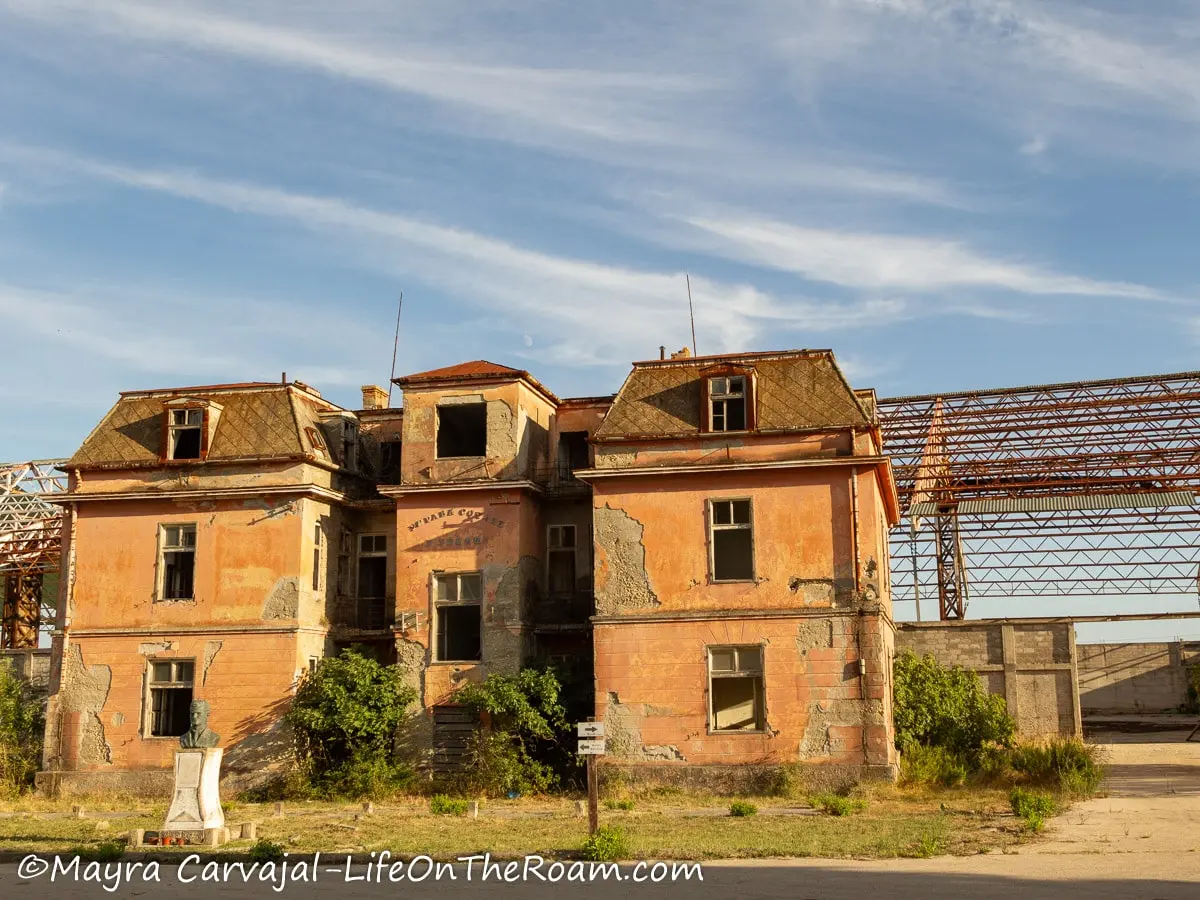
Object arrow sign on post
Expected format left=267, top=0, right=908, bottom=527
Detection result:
left=577, top=738, right=606, bottom=755
left=577, top=722, right=605, bottom=738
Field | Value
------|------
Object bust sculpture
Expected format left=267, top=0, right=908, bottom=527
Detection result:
left=179, top=699, right=220, bottom=749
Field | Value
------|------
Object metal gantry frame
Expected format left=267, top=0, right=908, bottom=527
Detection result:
left=877, top=371, right=1200, bottom=620
left=0, top=460, right=68, bottom=648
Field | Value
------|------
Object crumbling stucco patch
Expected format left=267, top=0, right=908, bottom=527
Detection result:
left=788, top=578, right=836, bottom=605
left=487, top=398, right=518, bottom=461
left=641, top=745, right=685, bottom=761
left=110, top=712, right=124, bottom=727
left=138, top=641, right=173, bottom=655
left=800, top=698, right=884, bottom=759
left=395, top=638, right=427, bottom=708
left=202, top=641, right=223, bottom=685
left=594, top=505, right=659, bottom=616
left=796, top=618, right=834, bottom=654
left=481, top=556, right=538, bottom=674
left=604, top=693, right=686, bottom=761
left=262, top=577, right=300, bottom=620
left=60, top=644, right=113, bottom=766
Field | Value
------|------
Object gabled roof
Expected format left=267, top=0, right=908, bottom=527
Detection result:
left=394, top=360, right=559, bottom=404
left=595, top=349, right=872, bottom=441
left=66, top=384, right=345, bottom=470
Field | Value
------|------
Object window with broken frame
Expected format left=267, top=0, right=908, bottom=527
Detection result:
left=433, top=571, right=483, bottom=662
left=547, top=524, right=577, bottom=595
left=146, top=658, right=194, bottom=738
left=708, top=645, right=765, bottom=732
left=158, top=523, right=197, bottom=601
left=708, top=498, right=754, bottom=582
left=168, top=407, right=204, bottom=460
left=707, top=375, right=747, bottom=432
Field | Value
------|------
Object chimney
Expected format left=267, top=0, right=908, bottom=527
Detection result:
left=670, top=347, right=692, bottom=360
left=659, top=345, right=666, bottom=360
left=361, top=385, right=389, bottom=410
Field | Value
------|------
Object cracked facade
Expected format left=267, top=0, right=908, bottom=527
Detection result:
left=39, top=348, right=901, bottom=793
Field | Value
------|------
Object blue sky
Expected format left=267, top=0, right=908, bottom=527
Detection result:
left=2, top=1, right=1199, bottom=637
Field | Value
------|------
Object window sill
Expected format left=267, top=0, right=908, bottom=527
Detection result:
left=429, top=660, right=482, bottom=666
left=709, top=578, right=756, bottom=585
left=154, top=598, right=197, bottom=604
left=434, top=456, right=487, bottom=461
left=142, top=735, right=187, bottom=741
left=707, top=728, right=769, bottom=736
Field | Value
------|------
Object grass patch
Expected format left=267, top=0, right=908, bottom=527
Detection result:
left=430, top=795, right=470, bottom=816
left=249, top=838, right=286, bottom=863
left=67, top=840, right=124, bottom=862
left=604, top=799, right=635, bottom=811
left=1010, top=788, right=1057, bottom=833
left=582, top=824, right=630, bottom=862
left=1009, top=738, right=1105, bottom=798
left=729, top=801, right=758, bottom=817
left=809, top=793, right=866, bottom=816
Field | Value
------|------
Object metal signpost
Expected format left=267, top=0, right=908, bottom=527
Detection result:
left=577, top=722, right=605, bottom=835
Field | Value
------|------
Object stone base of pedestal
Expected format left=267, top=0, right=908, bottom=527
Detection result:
left=163, top=748, right=224, bottom=834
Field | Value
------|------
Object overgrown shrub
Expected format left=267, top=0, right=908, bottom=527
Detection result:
left=729, top=800, right=758, bottom=817
left=582, top=825, right=630, bottom=862
left=1009, top=738, right=1104, bottom=798
left=284, top=649, right=417, bottom=799
left=604, top=798, right=635, bottom=811
left=1010, top=787, right=1057, bottom=832
left=809, top=793, right=866, bottom=816
left=249, top=838, right=286, bottom=863
left=430, top=795, right=470, bottom=816
left=893, top=651, right=1015, bottom=760
left=453, top=667, right=572, bottom=797
left=0, top=660, right=43, bottom=797
left=899, top=745, right=971, bottom=788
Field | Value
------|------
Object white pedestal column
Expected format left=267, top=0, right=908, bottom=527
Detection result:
left=163, top=748, right=224, bottom=833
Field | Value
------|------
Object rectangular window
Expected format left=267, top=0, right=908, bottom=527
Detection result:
left=558, top=431, right=590, bottom=473
left=708, top=645, right=764, bottom=732
left=708, top=376, right=746, bottom=432
left=160, top=524, right=197, bottom=600
left=168, top=408, right=203, bottom=460
left=709, top=499, right=754, bottom=581
left=380, top=440, right=402, bottom=484
left=337, top=529, right=352, bottom=596
left=148, top=659, right=194, bottom=737
left=547, top=524, right=577, bottom=595
left=436, top=404, right=487, bottom=458
left=312, top=524, right=323, bottom=592
left=434, top=572, right=482, bottom=662
left=356, top=534, right=388, bottom=598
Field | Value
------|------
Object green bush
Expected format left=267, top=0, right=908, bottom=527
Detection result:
left=582, top=825, right=630, bottom=862
left=1010, top=738, right=1104, bottom=798
left=249, top=838, right=286, bottom=863
left=0, top=660, right=44, bottom=798
left=893, top=651, right=1015, bottom=760
left=809, top=793, right=866, bottom=816
left=453, top=668, right=571, bottom=797
left=604, top=798, right=635, bottom=811
left=729, top=800, right=758, bottom=817
left=899, top=744, right=971, bottom=788
left=430, top=794, right=470, bottom=816
left=284, top=649, right=417, bottom=799
left=1010, top=787, right=1057, bottom=832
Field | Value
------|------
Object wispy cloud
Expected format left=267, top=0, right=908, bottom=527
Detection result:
left=679, top=214, right=1166, bottom=300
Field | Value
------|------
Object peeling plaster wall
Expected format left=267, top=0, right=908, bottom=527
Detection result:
left=593, top=432, right=851, bottom=470
left=591, top=468, right=859, bottom=615
left=594, top=614, right=896, bottom=768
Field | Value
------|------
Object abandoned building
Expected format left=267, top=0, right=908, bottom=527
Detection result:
left=31, top=348, right=902, bottom=793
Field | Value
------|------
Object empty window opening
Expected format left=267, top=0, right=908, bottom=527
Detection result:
left=709, top=376, right=746, bottom=432
left=160, top=524, right=196, bottom=600
left=709, top=646, right=764, bottom=732
left=148, top=659, right=194, bottom=737
left=434, top=572, right=482, bottom=661
left=342, top=422, right=358, bottom=471
left=710, top=499, right=754, bottom=581
left=380, top=440, right=402, bottom=484
left=437, top=404, right=487, bottom=458
left=356, top=534, right=388, bottom=598
left=169, top=408, right=203, bottom=460
left=559, top=431, right=590, bottom=472
left=337, top=529, right=352, bottom=596
left=312, top=524, right=323, bottom=592
left=547, top=524, right=577, bottom=595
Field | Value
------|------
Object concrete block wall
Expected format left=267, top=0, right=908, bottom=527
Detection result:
left=0, top=648, right=52, bottom=697
left=1077, top=642, right=1200, bottom=714
left=896, top=620, right=1081, bottom=738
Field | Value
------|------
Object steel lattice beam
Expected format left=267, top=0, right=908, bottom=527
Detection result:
left=0, top=460, right=67, bottom=648
left=878, top=372, right=1200, bottom=613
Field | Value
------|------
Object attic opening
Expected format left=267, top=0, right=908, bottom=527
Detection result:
left=708, top=376, right=746, bottom=432
left=437, top=404, right=487, bottom=458
left=169, top=408, right=203, bottom=460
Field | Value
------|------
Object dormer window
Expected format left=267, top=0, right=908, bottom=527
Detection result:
left=709, top=376, right=746, bottom=432
left=168, top=408, right=204, bottom=460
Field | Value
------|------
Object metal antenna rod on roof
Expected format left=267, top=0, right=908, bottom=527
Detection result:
left=686, top=273, right=698, bottom=357
left=386, top=291, right=403, bottom=407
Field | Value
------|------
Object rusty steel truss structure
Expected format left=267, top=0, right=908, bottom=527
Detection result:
left=878, top=371, right=1200, bottom=620
left=0, top=460, right=68, bottom=648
